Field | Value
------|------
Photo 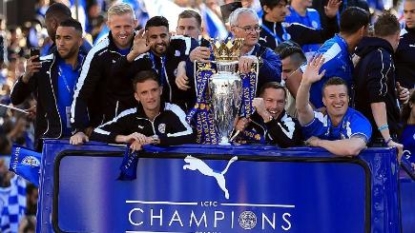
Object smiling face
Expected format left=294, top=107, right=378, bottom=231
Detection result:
left=322, top=84, right=349, bottom=118
left=147, top=26, right=170, bottom=57
left=262, top=87, right=286, bottom=119
left=107, top=13, right=137, bottom=49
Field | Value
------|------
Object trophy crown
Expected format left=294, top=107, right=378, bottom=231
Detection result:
left=210, top=38, right=244, bottom=62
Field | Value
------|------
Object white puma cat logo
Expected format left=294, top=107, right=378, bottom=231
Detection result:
left=183, top=155, right=238, bottom=199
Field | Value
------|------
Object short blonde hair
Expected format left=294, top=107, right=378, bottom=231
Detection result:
left=108, top=3, right=136, bottom=20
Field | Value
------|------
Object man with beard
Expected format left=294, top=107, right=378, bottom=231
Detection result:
left=108, top=16, right=197, bottom=113
left=10, top=19, right=84, bottom=150
left=296, top=55, right=371, bottom=156
left=43, top=2, right=92, bottom=56
left=395, top=0, right=415, bottom=90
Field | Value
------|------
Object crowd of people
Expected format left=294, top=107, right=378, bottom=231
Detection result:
left=1, top=0, right=415, bottom=232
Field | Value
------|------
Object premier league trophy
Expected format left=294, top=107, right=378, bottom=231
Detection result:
left=186, top=38, right=258, bottom=145
left=209, top=39, right=243, bottom=145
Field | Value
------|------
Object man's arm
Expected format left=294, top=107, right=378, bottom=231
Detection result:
left=257, top=48, right=282, bottom=84
left=172, top=36, right=200, bottom=91
left=306, top=136, right=367, bottom=156
left=10, top=55, right=41, bottom=105
left=365, top=50, right=403, bottom=152
left=371, top=102, right=403, bottom=150
left=89, top=109, right=137, bottom=143
left=296, top=55, right=325, bottom=125
left=175, top=61, right=191, bottom=91
left=71, top=45, right=106, bottom=132
left=115, top=132, right=152, bottom=145
left=287, top=0, right=340, bottom=46
left=158, top=103, right=195, bottom=146
left=288, top=17, right=338, bottom=46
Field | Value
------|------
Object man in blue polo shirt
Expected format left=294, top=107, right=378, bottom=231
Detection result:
left=308, top=6, right=369, bottom=110
left=296, top=55, right=371, bottom=157
left=10, top=19, right=85, bottom=150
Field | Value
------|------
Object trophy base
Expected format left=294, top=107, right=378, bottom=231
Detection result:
left=218, top=137, right=231, bottom=146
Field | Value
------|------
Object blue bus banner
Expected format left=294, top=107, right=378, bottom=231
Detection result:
left=37, top=140, right=401, bottom=233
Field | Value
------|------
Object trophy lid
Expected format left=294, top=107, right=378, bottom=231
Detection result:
left=210, top=38, right=244, bottom=62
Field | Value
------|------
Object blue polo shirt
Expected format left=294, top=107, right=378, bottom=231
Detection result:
left=302, top=108, right=372, bottom=142
left=57, top=56, right=82, bottom=136
left=285, top=6, right=322, bottom=55
left=309, top=34, right=353, bottom=109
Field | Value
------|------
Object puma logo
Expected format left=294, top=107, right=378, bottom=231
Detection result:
left=183, top=155, right=238, bottom=199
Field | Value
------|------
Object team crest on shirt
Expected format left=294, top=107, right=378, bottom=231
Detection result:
left=175, top=50, right=181, bottom=57
left=158, top=123, right=166, bottom=134
left=312, top=21, right=318, bottom=29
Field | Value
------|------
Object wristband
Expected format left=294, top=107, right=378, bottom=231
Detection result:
left=378, top=124, right=388, bottom=132
left=385, top=137, right=393, bottom=145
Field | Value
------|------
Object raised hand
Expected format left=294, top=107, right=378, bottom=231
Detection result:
left=127, top=29, right=151, bottom=61
left=324, top=0, right=342, bottom=18
left=302, top=54, right=326, bottom=85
